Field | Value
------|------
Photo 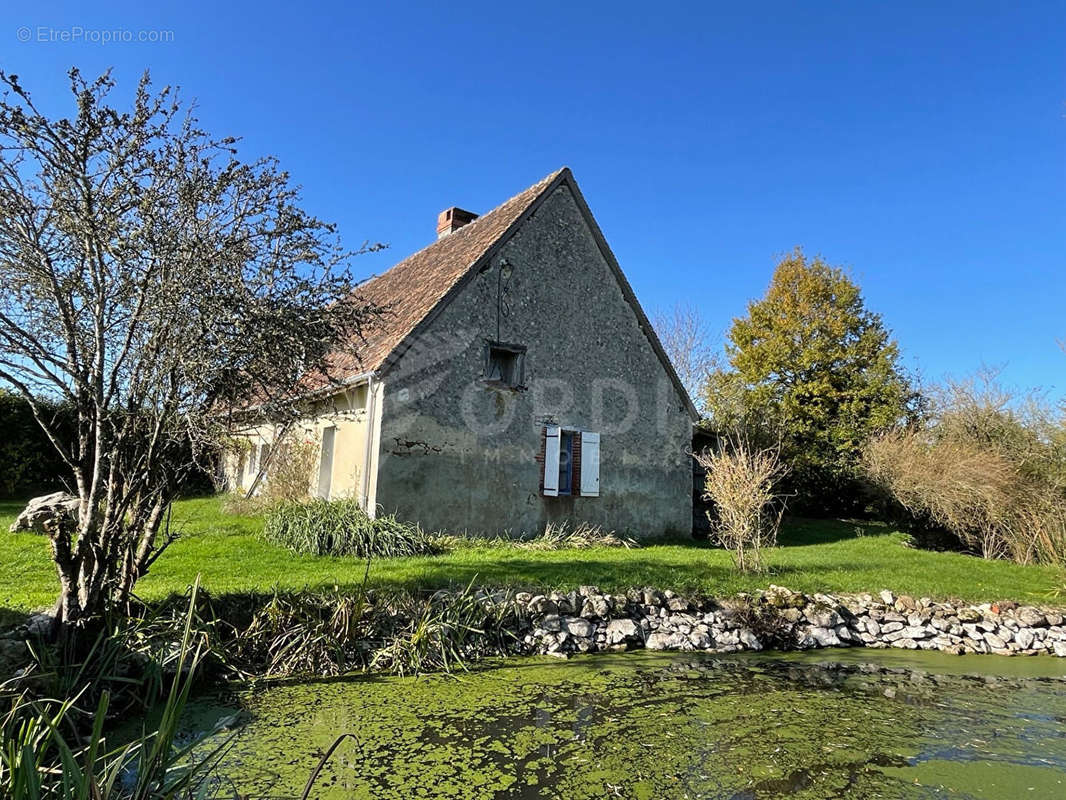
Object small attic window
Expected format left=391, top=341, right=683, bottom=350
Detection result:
left=484, top=341, right=525, bottom=387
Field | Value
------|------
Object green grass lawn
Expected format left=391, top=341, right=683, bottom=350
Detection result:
left=1, top=496, right=1063, bottom=624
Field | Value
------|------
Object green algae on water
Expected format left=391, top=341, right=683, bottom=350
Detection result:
left=188, top=650, right=1066, bottom=799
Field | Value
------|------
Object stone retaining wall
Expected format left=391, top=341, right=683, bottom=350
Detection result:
left=510, top=585, right=1066, bottom=658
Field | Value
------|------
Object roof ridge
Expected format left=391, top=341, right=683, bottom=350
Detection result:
left=331, top=167, right=568, bottom=377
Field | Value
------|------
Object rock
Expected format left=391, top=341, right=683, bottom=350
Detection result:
left=528, top=595, right=557, bottom=615
left=605, top=618, right=640, bottom=645
left=808, top=626, right=842, bottom=647
left=956, top=607, right=982, bottom=623
left=766, top=585, right=806, bottom=609
left=562, top=617, right=595, bottom=638
left=9, top=492, right=79, bottom=534
left=642, top=589, right=663, bottom=606
left=892, top=638, right=919, bottom=650
left=879, top=590, right=895, bottom=606
left=24, top=613, right=54, bottom=637
left=688, top=630, right=713, bottom=649
left=983, top=632, right=1008, bottom=650
left=903, top=625, right=932, bottom=640
left=0, top=639, right=29, bottom=676
left=1015, top=607, right=1048, bottom=628
left=539, top=614, right=562, bottom=632
left=666, top=597, right=690, bottom=612
left=1013, top=629, right=1035, bottom=650
left=645, top=631, right=684, bottom=650
left=737, top=629, right=762, bottom=650
left=1053, top=641, right=1066, bottom=658
left=1045, top=612, right=1063, bottom=627
left=804, top=606, right=841, bottom=629
left=895, top=595, right=917, bottom=612
left=780, top=608, right=803, bottom=623
left=580, top=595, right=610, bottom=619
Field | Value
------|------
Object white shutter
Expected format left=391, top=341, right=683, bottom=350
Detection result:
left=580, top=432, right=600, bottom=497
left=542, top=425, right=560, bottom=496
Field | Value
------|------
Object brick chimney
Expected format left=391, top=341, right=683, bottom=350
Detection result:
left=436, top=207, right=478, bottom=238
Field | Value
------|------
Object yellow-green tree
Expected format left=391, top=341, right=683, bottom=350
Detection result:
left=703, top=248, right=918, bottom=510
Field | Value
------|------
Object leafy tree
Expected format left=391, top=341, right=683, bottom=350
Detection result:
left=702, top=248, right=918, bottom=509
left=0, top=69, right=382, bottom=630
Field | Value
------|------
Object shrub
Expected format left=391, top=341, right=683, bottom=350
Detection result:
left=865, top=431, right=1066, bottom=564
left=864, top=370, right=1066, bottom=566
left=223, top=434, right=319, bottom=514
left=263, top=498, right=437, bottom=558
left=0, top=390, right=74, bottom=497
left=695, top=438, right=788, bottom=573
left=264, top=436, right=319, bottom=502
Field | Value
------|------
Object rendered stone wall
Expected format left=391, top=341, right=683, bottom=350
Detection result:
left=374, top=184, right=693, bottom=537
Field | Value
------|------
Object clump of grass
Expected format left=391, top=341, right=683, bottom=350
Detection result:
left=231, top=584, right=523, bottom=678
left=428, top=522, right=638, bottom=553
left=0, top=582, right=232, bottom=799
left=371, top=586, right=524, bottom=676
left=233, top=589, right=375, bottom=677
left=263, top=499, right=438, bottom=559
left=516, top=521, right=638, bottom=551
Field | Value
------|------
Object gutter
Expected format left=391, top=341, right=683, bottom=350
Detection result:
left=361, top=374, right=377, bottom=515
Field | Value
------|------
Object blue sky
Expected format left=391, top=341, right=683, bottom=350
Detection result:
left=3, top=1, right=1064, bottom=399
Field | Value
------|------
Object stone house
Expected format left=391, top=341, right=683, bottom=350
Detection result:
left=227, top=168, right=698, bottom=537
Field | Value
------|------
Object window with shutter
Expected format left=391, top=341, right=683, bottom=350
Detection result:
left=542, top=425, right=560, bottom=496
left=579, top=432, right=600, bottom=497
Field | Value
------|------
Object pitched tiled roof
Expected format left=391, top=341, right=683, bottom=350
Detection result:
left=333, top=168, right=568, bottom=378
left=320, top=166, right=699, bottom=420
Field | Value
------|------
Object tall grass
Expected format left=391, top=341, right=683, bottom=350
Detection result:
left=864, top=370, right=1066, bottom=566
left=0, top=582, right=231, bottom=799
left=866, top=432, right=1066, bottom=564
left=514, top=522, right=637, bottom=551
left=230, top=583, right=523, bottom=678
left=263, top=499, right=437, bottom=558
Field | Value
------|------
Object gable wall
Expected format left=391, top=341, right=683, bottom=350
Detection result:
left=373, top=184, right=692, bottom=536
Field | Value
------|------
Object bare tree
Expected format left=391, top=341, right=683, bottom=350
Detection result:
left=0, top=69, right=382, bottom=630
left=652, top=302, right=717, bottom=414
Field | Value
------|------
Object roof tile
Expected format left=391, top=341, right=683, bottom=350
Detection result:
left=333, top=168, right=567, bottom=378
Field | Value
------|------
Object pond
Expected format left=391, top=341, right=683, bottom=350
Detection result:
left=191, top=649, right=1066, bottom=799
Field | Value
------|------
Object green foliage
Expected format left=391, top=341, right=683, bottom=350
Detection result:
left=0, top=584, right=231, bottom=799
left=0, top=391, right=72, bottom=498
left=221, top=583, right=523, bottom=678
left=702, top=248, right=919, bottom=511
left=263, top=499, right=438, bottom=559
left=2, top=497, right=1062, bottom=621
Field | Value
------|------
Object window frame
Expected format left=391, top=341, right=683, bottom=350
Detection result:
left=482, top=340, right=527, bottom=388
left=557, top=430, right=575, bottom=496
